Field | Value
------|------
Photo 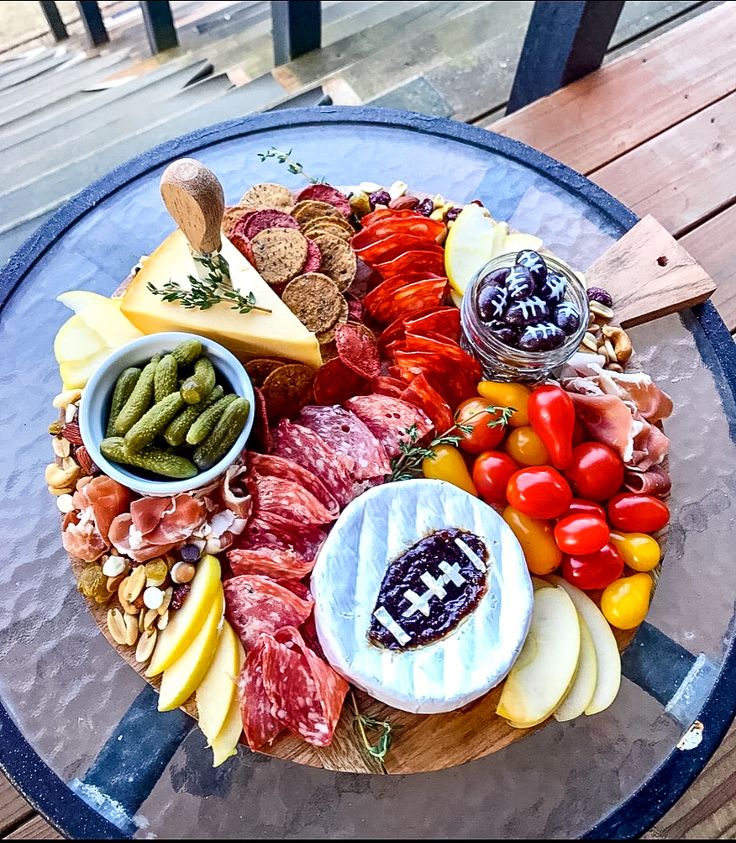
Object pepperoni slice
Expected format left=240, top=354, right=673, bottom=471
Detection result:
left=224, top=574, right=313, bottom=650
left=298, top=405, right=390, bottom=480
left=260, top=626, right=348, bottom=747
left=370, top=375, right=406, bottom=398
left=248, top=452, right=338, bottom=517
left=344, top=394, right=434, bottom=458
left=400, top=372, right=454, bottom=432
left=403, top=307, right=461, bottom=343
left=363, top=275, right=447, bottom=324
left=352, top=213, right=444, bottom=249
left=354, top=233, right=445, bottom=263
left=373, top=250, right=446, bottom=281
left=228, top=547, right=314, bottom=580
left=271, top=419, right=354, bottom=508
left=239, top=637, right=284, bottom=751
left=250, top=386, right=272, bottom=454
left=370, top=277, right=450, bottom=324
left=250, top=473, right=337, bottom=527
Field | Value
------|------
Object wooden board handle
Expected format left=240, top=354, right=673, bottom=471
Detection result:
left=585, top=215, right=716, bottom=328
left=160, top=158, right=225, bottom=254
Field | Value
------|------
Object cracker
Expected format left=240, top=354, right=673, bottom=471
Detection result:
left=261, top=363, right=315, bottom=422
left=311, top=234, right=357, bottom=292
left=292, top=200, right=342, bottom=226
left=251, top=227, right=309, bottom=285
left=245, top=358, right=290, bottom=388
left=302, top=223, right=353, bottom=244
left=222, top=204, right=255, bottom=237
left=303, top=214, right=355, bottom=236
left=239, top=183, right=294, bottom=211
left=315, top=296, right=349, bottom=345
left=282, top=272, right=344, bottom=333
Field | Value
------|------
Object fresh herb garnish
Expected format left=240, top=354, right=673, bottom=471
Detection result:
left=389, top=405, right=515, bottom=483
left=257, top=146, right=325, bottom=184
left=350, top=690, right=392, bottom=768
left=147, top=256, right=271, bottom=315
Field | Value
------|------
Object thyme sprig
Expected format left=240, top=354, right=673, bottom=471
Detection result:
left=350, top=690, right=392, bottom=768
left=389, top=404, right=515, bottom=483
left=147, top=256, right=271, bottom=315
left=257, top=147, right=325, bottom=184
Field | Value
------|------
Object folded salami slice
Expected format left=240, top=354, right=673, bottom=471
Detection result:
left=248, top=452, right=338, bottom=517
left=272, top=418, right=354, bottom=508
left=239, top=515, right=327, bottom=562
left=228, top=547, right=315, bottom=580
left=250, top=473, right=337, bottom=527
left=260, top=626, right=349, bottom=747
left=298, top=405, right=390, bottom=481
left=239, top=637, right=284, bottom=750
left=344, top=394, right=434, bottom=459
left=224, top=574, right=313, bottom=650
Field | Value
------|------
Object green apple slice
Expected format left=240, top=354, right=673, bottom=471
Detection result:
left=196, top=621, right=244, bottom=743
left=502, top=232, right=543, bottom=255
left=554, top=614, right=598, bottom=721
left=210, top=692, right=244, bottom=767
left=58, top=290, right=142, bottom=347
left=54, top=314, right=108, bottom=363
left=444, top=204, right=496, bottom=296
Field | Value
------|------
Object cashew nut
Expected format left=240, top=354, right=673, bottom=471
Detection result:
left=45, top=461, right=80, bottom=490
left=602, top=325, right=633, bottom=364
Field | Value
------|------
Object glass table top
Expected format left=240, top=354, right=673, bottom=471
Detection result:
left=0, top=108, right=734, bottom=839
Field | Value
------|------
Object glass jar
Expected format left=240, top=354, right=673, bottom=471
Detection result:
left=460, top=253, right=588, bottom=383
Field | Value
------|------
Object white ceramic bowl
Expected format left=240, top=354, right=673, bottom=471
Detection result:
left=79, top=332, right=254, bottom=497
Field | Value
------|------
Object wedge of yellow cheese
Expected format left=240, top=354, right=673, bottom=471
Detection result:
left=120, top=230, right=322, bottom=368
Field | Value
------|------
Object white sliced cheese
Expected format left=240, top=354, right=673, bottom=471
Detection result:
left=311, top=479, right=534, bottom=714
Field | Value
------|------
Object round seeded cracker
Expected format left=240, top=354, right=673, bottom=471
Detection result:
left=316, top=296, right=349, bottom=344
left=302, top=223, right=353, bottom=244
left=282, top=273, right=344, bottom=333
left=251, top=227, right=309, bottom=285
left=239, top=183, right=294, bottom=211
left=311, top=233, right=357, bottom=291
left=292, top=200, right=342, bottom=226
left=261, top=363, right=315, bottom=422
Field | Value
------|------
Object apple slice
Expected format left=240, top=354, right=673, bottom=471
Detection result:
left=147, top=554, right=221, bottom=677
left=54, top=314, right=108, bottom=363
left=502, top=232, right=543, bottom=255
left=196, top=621, right=244, bottom=743
left=548, top=575, right=621, bottom=715
left=497, top=586, right=581, bottom=728
left=158, top=587, right=224, bottom=712
left=59, top=349, right=110, bottom=390
left=444, top=204, right=496, bottom=296
left=554, top=614, right=597, bottom=722
left=58, top=290, right=142, bottom=347
left=489, top=221, right=509, bottom=259
left=210, top=692, right=244, bottom=767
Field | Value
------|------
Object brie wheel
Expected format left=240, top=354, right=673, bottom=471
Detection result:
left=311, top=479, right=533, bottom=714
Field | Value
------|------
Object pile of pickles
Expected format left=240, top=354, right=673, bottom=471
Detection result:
left=101, top=339, right=250, bottom=479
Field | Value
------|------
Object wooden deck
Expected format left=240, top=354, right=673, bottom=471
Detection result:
left=1, top=0, right=735, bottom=837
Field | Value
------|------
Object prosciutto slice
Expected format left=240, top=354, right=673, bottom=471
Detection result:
left=221, top=462, right=253, bottom=519
left=588, top=366, right=673, bottom=423
left=567, top=392, right=637, bottom=462
left=62, top=509, right=108, bottom=562
left=72, top=476, right=132, bottom=543
left=624, top=464, right=672, bottom=496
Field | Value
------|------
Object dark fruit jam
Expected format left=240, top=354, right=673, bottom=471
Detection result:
left=368, top=528, right=488, bottom=651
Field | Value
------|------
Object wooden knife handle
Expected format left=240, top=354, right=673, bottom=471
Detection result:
left=160, top=158, right=225, bottom=254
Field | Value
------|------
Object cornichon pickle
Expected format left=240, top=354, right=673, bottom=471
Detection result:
left=186, top=394, right=238, bottom=445
left=171, top=338, right=203, bottom=366
left=153, top=354, right=178, bottom=403
left=180, top=358, right=216, bottom=405
left=193, top=397, right=250, bottom=470
left=101, top=437, right=197, bottom=479
left=106, top=367, right=140, bottom=436
left=163, top=385, right=224, bottom=446
left=114, top=356, right=159, bottom=434
left=124, top=391, right=186, bottom=453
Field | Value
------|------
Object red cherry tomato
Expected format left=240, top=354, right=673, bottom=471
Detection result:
left=608, top=493, right=670, bottom=532
left=561, top=543, right=625, bottom=590
left=506, top=466, right=572, bottom=520
left=564, top=442, right=624, bottom=501
left=560, top=498, right=607, bottom=521
left=528, top=384, right=575, bottom=469
left=554, top=514, right=609, bottom=555
left=472, top=451, right=519, bottom=507
left=455, top=397, right=507, bottom=454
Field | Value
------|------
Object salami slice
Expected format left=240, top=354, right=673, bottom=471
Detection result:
left=400, top=372, right=454, bottom=432
left=250, top=387, right=273, bottom=454
left=272, top=418, right=354, bottom=507
left=295, top=184, right=351, bottom=216
left=313, top=357, right=368, bottom=407
left=298, top=405, right=390, bottom=481
left=239, top=514, right=326, bottom=562
left=260, top=626, right=349, bottom=747
left=248, top=452, right=338, bottom=517
left=228, top=547, right=314, bottom=580
left=224, top=574, right=313, bottom=650
left=250, top=473, right=337, bottom=527
left=239, top=638, right=284, bottom=750
left=344, top=394, right=434, bottom=458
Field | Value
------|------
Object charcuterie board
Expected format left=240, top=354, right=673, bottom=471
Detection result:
left=48, top=161, right=709, bottom=777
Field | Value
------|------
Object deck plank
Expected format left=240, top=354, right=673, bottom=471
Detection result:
left=3, top=815, right=61, bottom=840
left=590, top=91, right=736, bottom=237
left=488, top=2, right=736, bottom=174
left=0, top=778, right=33, bottom=837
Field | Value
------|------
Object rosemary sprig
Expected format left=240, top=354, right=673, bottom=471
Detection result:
left=389, top=404, right=515, bottom=483
left=147, top=256, right=271, bottom=315
left=350, top=690, right=392, bottom=768
left=257, top=146, right=325, bottom=184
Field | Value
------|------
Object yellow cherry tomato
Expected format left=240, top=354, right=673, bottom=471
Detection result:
left=600, top=573, right=653, bottom=629
left=609, top=531, right=661, bottom=572
left=502, top=505, right=562, bottom=575
left=477, top=381, right=531, bottom=427
left=505, top=425, right=551, bottom=466
left=422, top=444, right=477, bottom=496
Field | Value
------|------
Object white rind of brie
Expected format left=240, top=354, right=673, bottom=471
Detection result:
left=311, top=479, right=534, bottom=714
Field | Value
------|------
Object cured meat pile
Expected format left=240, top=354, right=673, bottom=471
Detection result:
left=352, top=209, right=482, bottom=429
left=224, top=393, right=433, bottom=749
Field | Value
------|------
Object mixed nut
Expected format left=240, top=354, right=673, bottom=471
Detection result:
left=580, top=286, right=632, bottom=372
